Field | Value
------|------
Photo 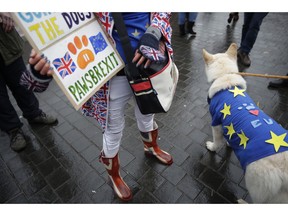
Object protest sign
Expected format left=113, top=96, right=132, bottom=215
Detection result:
left=12, top=12, right=124, bottom=110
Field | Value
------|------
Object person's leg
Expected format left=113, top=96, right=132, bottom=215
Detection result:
left=5, top=57, right=57, bottom=124
left=240, top=12, right=268, bottom=54
left=178, top=13, right=186, bottom=25
left=102, top=76, right=133, bottom=157
left=187, top=12, right=198, bottom=36
left=134, top=102, right=173, bottom=165
left=0, top=56, right=26, bottom=151
left=178, top=13, right=186, bottom=36
left=0, top=70, right=23, bottom=132
left=238, top=13, right=268, bottom=67
left=188, top=12, right=198, bottom=22
left=100, top=76, right=133, bottom=201
left=240, top=12, right=253, bottom=49
left=3, top=57, right=42, bottom=119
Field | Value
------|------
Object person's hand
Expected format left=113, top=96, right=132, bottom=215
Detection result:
left=132, top=41, right=166, bottom=68
left=28, top=49, right=54, bottom=76
left=0, top=12, right=14, bottom=33
left=132, top=26, right=166, bottom=68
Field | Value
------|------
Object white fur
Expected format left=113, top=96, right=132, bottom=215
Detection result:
left=203, top=43, right=288, bottom=203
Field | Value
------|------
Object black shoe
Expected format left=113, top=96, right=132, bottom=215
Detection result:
left=228, top=13, right=239, bottom=23
left=237, top=50, right=251, bottom=67
left=233, top=13, right=239, bottom=22
left=187, top=22, right=196, bottom=36
left=8, top=128, right=27, bottom=151
left=28, top=112, right=58, bottom=125
left=179, top=24, right=185, bottom=36
left=188, top=29, right=197, bottom=36
left=227, top=13, right=233, bottom=23
left=268, top=76, right=288, bottom=88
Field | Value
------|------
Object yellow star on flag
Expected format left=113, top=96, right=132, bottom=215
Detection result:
left=220, top=103, right=231, bottom=119
left=229, top=86, right=246, bottom=97
left=225, top=123, right=235, bottom=140
left=265, top=131, right=288, bottom=152
left=132, top=29, right=141, bottom=37
left=237, top=130, right=249, bottom=149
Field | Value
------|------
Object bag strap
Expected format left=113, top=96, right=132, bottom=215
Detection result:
left=111, top=13, right=143, bottom=80
left=111, top=13, right=135, bottom=63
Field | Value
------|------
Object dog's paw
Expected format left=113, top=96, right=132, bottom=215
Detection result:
left=206, top=141, right=218, bottom=151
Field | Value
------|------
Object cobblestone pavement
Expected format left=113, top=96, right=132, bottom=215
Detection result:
left=1, top=12, right=288, bottom=204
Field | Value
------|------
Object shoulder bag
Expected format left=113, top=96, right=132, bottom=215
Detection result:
left=112, top=13, right=179, bottom=115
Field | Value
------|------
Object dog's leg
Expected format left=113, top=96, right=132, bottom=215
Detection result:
left=246, top=152, right=288, bottom=203
left=206, top=125, right=225, bottom=152
left=245, top=159, right=283, bottom=203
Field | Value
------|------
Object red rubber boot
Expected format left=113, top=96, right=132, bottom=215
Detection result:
left=140, top=126, right=173, bottom=165
left=99, top=152, right=132, bottom=201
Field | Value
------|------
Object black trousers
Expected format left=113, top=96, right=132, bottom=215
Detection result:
left=0, top=55, right=42, bottom=132
left=240, top=12, right=268, bottom=54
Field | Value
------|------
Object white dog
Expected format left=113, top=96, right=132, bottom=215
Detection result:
left=202, top=43, right=288, bottom=203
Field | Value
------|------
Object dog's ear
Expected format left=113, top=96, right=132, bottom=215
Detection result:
left=203, top=49, right=213, bottom=63
left=226, top=43, right=237, bottom=58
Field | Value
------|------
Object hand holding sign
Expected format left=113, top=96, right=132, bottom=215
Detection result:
left=29, top=49, right=54, bottom=76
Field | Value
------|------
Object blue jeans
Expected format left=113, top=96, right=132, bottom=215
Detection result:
left=240, top=12, right=268, bottom=54
left=178, top=12, right=198, bottom=25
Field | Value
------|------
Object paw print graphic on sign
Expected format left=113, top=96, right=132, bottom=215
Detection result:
left=68, top=35, right=95, bottom=69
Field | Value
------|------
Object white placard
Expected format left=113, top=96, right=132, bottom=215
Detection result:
left=12, top=12, right=124, bottom=110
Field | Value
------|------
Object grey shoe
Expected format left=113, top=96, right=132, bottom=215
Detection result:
left=28, top=112, right=58, bottom=125
left=237, top=50, right=251, bottom=67
left=8, top=128, right=27, bottom=152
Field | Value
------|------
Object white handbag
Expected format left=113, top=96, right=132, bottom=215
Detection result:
left=125, top=55, right=179, bottom=114
left=149, top=57, right=179, bottom=112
